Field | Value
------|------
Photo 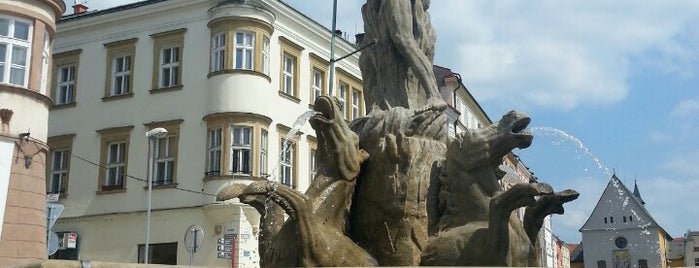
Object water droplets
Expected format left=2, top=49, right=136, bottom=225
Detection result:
left=530, top=127, right=612, bottom=177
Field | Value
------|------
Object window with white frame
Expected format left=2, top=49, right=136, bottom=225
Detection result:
left=153, top=136, right=175, bottom=185
left=40, top=32, right=50, bottom=93
left=55, top=65, right=75, bottom=104
left=105, top=142, right=126, bottom=190
left=282, top=53, right=295, bottom=95
left=280, top=140, right=294, bottom=187
left=312, top=68, right=323, bottom=102
left=351, top=89, right=360, bottom=120
left=338, top=82, right=348, bottom=119
left=310, top=148, right=317, bottom=179
left=211, top=32, right=225, bottom=72
left=207, top=128, right=222, bottom=176
left=49, top=150, right=69, bottom=194
left=260, top=129, right=268, bottom=177
left=0, top=16, right=32, bottom=87
left=231, top=126, right=252, bottom=175
left=159, top=46, right=179, bottom=88
left=111, top=55, right=131, bottom=96
left=234, top=31, right=254, bottom=70
left=262, top=36, right=270, bottom=75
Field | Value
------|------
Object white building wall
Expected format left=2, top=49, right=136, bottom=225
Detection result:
left=685, top=232, right=699, bottom=266
left=582, top=228, right=663, bottom=268
left=49, top=0, right=362, bottom=265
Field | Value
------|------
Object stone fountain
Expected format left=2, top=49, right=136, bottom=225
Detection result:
left=223, top=0, right=579, bottom=266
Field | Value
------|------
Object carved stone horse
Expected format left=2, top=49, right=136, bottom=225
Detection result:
left=421, top=110, right=577, bottom=266
left=239, top=96, right=376, bottom=267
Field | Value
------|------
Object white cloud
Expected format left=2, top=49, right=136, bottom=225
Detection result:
left=428, top=0, right=699, bottom=110
left=671, top=99, right=699, bottom=117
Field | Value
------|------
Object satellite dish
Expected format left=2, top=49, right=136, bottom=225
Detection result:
left=47, top=231, right=59, bottom=256
left=184, top=225, right=204, bottom=253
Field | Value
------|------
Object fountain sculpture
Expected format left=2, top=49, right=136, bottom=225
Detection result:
left=224, top=0, right=579, bottom=266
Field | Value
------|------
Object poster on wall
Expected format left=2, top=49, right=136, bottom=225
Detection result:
left=613, top=250, right=631, bottom=268
left=0, top=141, right=15, bottom=240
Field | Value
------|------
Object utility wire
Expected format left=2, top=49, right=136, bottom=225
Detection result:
left=31, top=136, right=219, bottom=197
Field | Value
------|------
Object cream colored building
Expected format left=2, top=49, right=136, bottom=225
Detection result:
left=0, top=0, right=64, bottom=265
left=47, top=0, right=363, bottom=266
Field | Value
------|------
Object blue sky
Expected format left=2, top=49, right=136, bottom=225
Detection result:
left=76, top=0, right=699, bottom=243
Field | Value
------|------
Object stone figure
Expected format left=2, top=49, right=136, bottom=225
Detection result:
left=232, top=0, right=578, bottom=266
left=360, top=0, right=446, bottom=111
left=239, top=96, right=376, bottom=267
left=419, top=111, right=579, bottom=266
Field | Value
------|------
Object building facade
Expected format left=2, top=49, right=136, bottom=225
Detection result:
left=580, top=175, right=672, bottom=268
left=48, top=0, right=363, bottom=266
left=0, top=0, right=65, bottom=265
left=684, top=231, right=699, bottom=267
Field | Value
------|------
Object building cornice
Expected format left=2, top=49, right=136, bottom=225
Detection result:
left=0, top=84, right=53, bottom=108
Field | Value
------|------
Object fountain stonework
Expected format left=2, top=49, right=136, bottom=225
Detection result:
left=231, top=0, right=579, bottom=266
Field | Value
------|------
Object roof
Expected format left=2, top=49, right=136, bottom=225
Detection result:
left=60, top=0, right=170, bottom=22
left=569, top=242, right=584, bottom=262
left=433, top=65, right=493, bottom=124
left=579, top=174, right=673, bottom=240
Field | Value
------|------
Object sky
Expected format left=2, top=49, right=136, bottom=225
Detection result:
left=71, top=0, right=699, bottom=243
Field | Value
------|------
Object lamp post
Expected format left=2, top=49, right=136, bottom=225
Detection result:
left=144, top=127, right=168, bottom=264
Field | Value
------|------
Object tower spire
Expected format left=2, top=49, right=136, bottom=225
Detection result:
left=633, top=178, right=646, bottom=205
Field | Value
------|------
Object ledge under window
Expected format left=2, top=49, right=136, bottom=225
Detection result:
left=207, top=69, right=271, bottom=82
left=203, top=174, right=265, bottom=182
left=96, top=188, right=127, bottom=195
left=278, top=91, right=300, bottom=103
left=102, top=93, right=135, bottom=102
left=150, top=85, right=183, bottom=94
left=142, top=183, right=179, bottom=190
left=51, top=102, right=77, bottom=110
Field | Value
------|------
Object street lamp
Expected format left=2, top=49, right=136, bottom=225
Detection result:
left=145, top=127, right=168, bottom=264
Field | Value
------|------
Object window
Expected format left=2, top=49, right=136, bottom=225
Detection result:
left=49, top=150, right=69, bottom=194
left=279, top=37, right=302, bottom=99
left=145, top=119, right=181, bottom=186
left=111, top=55, right=131, bottom=95
left=260, top=129, right=268, bottom=176
left=138, top=242, right=177, bottom=264
left=694, top=247, right=699, bottom=252
left=335, top=68, right=363, bottom=120
left=207, top=128, right=222, bottom=176
left=150, top=29, right=185, bottom=91
left=231, top=126, right=252, bottom=175
left=312, top=68, right=323, bottom=102
left=638, top=259, right=648, bottom=268
left=55, top=65, right=75, bottom=104
left=262, top=36, right=270, bottom=75
left=159, top=47, right=179, bottom=88
left=234, top=31, right=254, bottom=70
left=629, top=215, right=633, bottom=222
left=97, top=125, right=133, bottom=192
left=282, top=53, right=295, bottom=95
left=280, top=140, right=294, bottom=187
left=105, top=142, right=126, bottom=190
left=610, top=216, right=614, bottom=223
left=153, top=136, right=175, bottom=185
left=52, top=49, right=81, bottom=106
left=211, top=32, right=226, bottom=72
left=40, top=33, right=50, bottom=93
left=47, top=135, right=75, bottom=196
left=352, top=89, right=360, bottom=120
left=695, top=258, right=699, bottom=266
left=203, top=113, right=271, bottom=178
left=207, top=18, right=272, bottom=76
left=309, top=54, right=329, bottom=105
left=0, top=16, right=32, bottom=87
left=338, top=82, right=348, bottom=119
left=623, top=216, right=626, bottom=223
left=310, top=148, right=317, bottom=179
left=596, top=260, right=606, bottom=268
left=104, top=38, right=136, bottom=99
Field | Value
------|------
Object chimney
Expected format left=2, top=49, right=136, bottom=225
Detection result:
left=72, top=3, right=88, bottom=14
left=355, top=33, right=365, bottom=46
left=334, top=30, right=343, bottom=38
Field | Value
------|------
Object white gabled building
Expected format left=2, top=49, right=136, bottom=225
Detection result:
left=580, top=174, right=672, bottom=268
left=47, top=0, right=364, bottom=266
